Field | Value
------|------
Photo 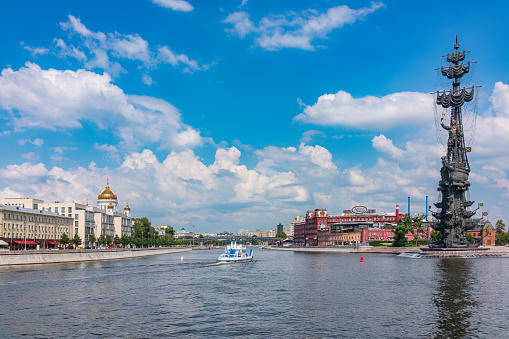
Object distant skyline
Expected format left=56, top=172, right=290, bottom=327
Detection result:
left=1, top=0, right=509, bottom=232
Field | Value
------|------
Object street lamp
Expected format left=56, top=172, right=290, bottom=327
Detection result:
left=24, top=217, right=27, bottom=251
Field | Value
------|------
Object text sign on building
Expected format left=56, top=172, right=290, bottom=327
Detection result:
left=351, top=206, right=368, bottom=214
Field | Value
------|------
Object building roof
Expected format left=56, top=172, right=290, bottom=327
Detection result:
left=0, top=204, right=73, bottom=219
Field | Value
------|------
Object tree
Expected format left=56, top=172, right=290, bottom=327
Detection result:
left=165, top=226, right=175, bottom=237
left=393, top=214, right=412, bottom=247
left=495, top=219, right=506, bottom=235
left=114, top=235, right=121, bottom=246
left=199, top=234, right=204, bottom=238
left=413, top=217, right=424, bottom=246
left=276, top=232, right=287, bottom=239
left=105, top=235, right=112, bottom=245
left=88, top=234, right=96, bottom=247
left=466, top=233, right=475, bottom=242
left=430, top=230, right=442, bottom=242
left=72, top=234, right=82, bottom=247
left=98, top=235, right=106, bottom=246
left=59, top=233, right=70, bottom=248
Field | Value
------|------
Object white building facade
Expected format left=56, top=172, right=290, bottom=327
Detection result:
left=2, top=180, right=133, bottom=247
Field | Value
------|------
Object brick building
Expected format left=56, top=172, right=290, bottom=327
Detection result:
left=294, top=206, right=401, bottom=246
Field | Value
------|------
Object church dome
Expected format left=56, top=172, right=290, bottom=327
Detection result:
left=107, top=202, right=114, bottom=209
left=98, top=179, right=118, bottom=200
left=124, top=200, right=131, bottom=211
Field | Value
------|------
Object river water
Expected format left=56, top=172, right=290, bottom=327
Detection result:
left=0, top=249, right=508, bottom=338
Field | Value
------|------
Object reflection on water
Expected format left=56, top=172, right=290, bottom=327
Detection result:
left=1, top=250, right=509, bottom=337
left=432, top=258, right=479, bottom=338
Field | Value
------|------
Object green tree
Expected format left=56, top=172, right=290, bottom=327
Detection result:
left=114, top=235, right=121, bottom=246
left=121, top=235, right=130, bottom=247
left=495, top=219, right=506, bottom=235
left=59, top=233, right=70, bottom=248
left=392, top=214, right=412, bottom=247
left=165, top=226, right=175, bottom=236
left=98, top=235, right=106, bottom=246
left=199, top=234, right=204, bottom=239
left=276, top=232, right=287, bottom=239
left=466, top=232, right=475, bottom=242
left=105, top=235, right=112, bottom=245
left=133, top=217, right=152, bottom=248
left=430, top=230, right=442, bottom=242
left=88, top=234, right=96, bottom=247
left=72, top=234, right=82, bottom=247
left=413, top=217, right=424, bottom=246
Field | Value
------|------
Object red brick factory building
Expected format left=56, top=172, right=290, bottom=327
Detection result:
left=293, top=205, right=434, bottom=246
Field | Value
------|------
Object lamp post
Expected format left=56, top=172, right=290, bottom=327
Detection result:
left=24, top=217, right=27, bottom=251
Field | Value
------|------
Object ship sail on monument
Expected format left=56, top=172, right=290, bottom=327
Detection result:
left=430, top=37, right=482, bottom=248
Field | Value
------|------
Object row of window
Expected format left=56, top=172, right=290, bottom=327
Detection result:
left=42, top=206, right=73, bottom=214
left=3, top=214, right=70, bottom=225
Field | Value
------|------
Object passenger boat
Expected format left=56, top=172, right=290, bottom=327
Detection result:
left=217, top=241, right=253, bottom=263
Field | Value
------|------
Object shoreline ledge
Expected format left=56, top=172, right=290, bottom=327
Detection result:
left=263, top=245, right=508, bottom=255
left=0, top=247, right=192, bottom=266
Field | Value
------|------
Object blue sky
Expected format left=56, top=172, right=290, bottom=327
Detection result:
left=1, top=0, right=509, bottom=232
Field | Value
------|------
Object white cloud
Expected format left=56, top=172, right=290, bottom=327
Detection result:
left=295, top=90, right=433, bottom=130
left=372, top=135, right=403, bottom=159
left=150, top=0, right=194, bottom=12
left=50, top=15, right=206, bottom=77
left=223, top=2, right=385, bottom=50
left=20, top=43, right=49, bottom=56
left=22, top=152, right=37, bottom=161
left=142, top=74, right=154, bottom=86
left=18, top=138, right=44, bottom=147
left=223, top=12, right=256, bottom=39
left=0, top=62, right=203, bottom=150
left=156, top=46, right=200, bottom=71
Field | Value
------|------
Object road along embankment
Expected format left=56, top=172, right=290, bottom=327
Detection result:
left=0, top=247, right=191, bottom=266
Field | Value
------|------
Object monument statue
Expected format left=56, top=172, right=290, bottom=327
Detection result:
left=430, top=37, right=480, bottom=248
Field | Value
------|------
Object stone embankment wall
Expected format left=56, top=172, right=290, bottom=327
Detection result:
left=0, top=247, right=191, bottom=266
left=266, top=245, right=509, bottom=254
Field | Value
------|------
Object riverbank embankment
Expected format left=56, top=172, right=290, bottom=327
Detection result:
left=264, top=245, right=509, bottom=254
left=0, top=247, right=191, bottom=266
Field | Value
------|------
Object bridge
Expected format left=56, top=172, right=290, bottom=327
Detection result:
left=182, top=236, right=284, bottom=247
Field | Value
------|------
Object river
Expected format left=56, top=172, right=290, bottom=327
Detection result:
left=0, top=248, right=508, bottom=338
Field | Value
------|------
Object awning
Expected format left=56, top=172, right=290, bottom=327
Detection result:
left=0, top=240, right=8, bottom=246
left=13, top=240, right=39, bottom=245
left=47, top=241, right=58, bottom=245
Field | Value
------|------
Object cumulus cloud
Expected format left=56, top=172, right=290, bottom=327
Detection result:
left=0, top=62, right=203, bottom=150
left=372, top=135, right=404, bottom=159
left=295, top=89, right=434, bottom=130
left=150, top=0, right=194, bottom=12
left=223, top=2, right=385, bottom=50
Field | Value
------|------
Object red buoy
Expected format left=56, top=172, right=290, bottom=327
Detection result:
left=360, top=257, right=364, bottom=262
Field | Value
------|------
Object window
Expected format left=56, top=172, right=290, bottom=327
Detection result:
left=75, top=214, right=78, bottom=220
left=75, top=221, right=78, bottom=227
left=61, top=207, right=65, bottom=213
left=68, top=207, right=72, bottom=213
left=48, top=207, right=52, bottom=212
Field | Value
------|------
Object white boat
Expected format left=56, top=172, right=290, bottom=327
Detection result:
left=217, top=241, right=253, bottom=263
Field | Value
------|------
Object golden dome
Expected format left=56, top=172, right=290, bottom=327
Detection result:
left=98, top=178, right=118, bottom=200
left=107, top=202, right=114, bottom=209
left=124, top=200, right=131, bottom=211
